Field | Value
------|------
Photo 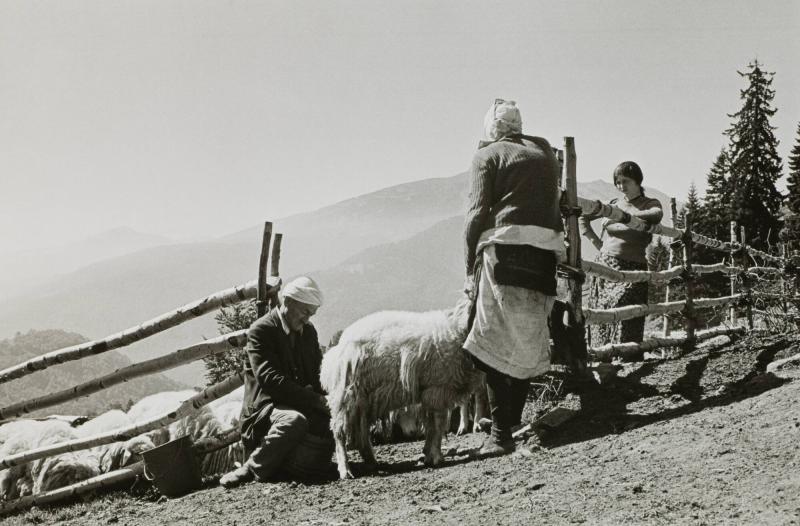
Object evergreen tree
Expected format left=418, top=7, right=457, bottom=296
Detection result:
left=782, top=122, right=800, bottom=251
left=202, top=300, right=258, bottom=385
left=724, top=60, right=784, bottom=251
left=702, top=149, right=732, bottom=239
left=786, top=122, right=800, bottom=214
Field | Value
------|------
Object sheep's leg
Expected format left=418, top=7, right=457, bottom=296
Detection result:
left=456, top=398, right=471, bottom=436
left=423, top=409, right=448, bottom=467
left=333, top=428, right=353, bottom=480
left=473, top=378, right=490, bottom=434
left=356, top=411, right=378, bottom=472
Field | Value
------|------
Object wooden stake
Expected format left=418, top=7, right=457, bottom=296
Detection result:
left=741, top=226, right=754, bottom=330
left=257, top=222, right=273, bottom=318
left=730, top=221, right=738, bottom=325
left=662, top=197, right=678, bottom=336
left=562, top=137, right=587, bottom=374
left=268, top=232, right=283, bottom=309
left=682, top=212, right=697, bottom=352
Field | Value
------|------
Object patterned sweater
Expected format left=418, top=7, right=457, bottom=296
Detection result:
left=464, top=134, right=563, bottom=274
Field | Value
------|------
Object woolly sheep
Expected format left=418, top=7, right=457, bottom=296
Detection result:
left=0, top=420, right=99, bottom=500
left=75, top=410, right=156, bottom=473
left=321, top=297, right=484, bottom=479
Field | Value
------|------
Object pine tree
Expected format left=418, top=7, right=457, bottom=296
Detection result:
left=724, top=60, right=784, bottom=251
left=703, top=149, right=732, bottom=239
left=202, top=300, right=258, bottom=385
left=786, top=122, right=800, bottom=214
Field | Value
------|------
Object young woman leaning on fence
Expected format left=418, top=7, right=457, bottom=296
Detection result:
left=579, top=161, right=663, bottom=349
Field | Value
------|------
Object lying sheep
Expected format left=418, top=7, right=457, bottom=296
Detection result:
left=321, top=297, right=484, bottom=479
left=75, top=410, right=156, bottom=473
left=0, top=420, right=99, bottom=500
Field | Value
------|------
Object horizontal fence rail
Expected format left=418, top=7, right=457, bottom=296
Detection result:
left=0, top=462, right=144, bottom=516
left=0, top=374, right=244, bottom=471
left=584, top=294, right=742, bottom=325
left=576, top=197, right=783, bottom=264
left=0, top=331, right=248, bottom=421
left=579, top=260, right=739, bottom=284
left=590, top=325, right=747, bottom=362
left=0, top=280, right=270, bottom=386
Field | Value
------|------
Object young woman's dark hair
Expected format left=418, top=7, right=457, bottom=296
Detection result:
left=612, top=161, right=643, bottom=186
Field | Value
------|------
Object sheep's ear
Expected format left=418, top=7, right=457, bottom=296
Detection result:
left=121, top=448, right=133, bottom=467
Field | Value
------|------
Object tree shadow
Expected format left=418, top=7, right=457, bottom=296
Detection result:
left=669, top=356, right=710, bottom=403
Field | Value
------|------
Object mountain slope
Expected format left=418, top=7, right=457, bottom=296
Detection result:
left=0, top=330, right=186, bottom=417
left=0, top=176, right=679, bottom=385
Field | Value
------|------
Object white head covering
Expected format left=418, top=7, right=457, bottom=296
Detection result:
left=483, top=99, right=522, bottom=141
left=281, top=276, right=324, bottom=307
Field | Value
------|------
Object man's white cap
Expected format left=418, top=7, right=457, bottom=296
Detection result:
left=281, top=276, right=323, bottom=307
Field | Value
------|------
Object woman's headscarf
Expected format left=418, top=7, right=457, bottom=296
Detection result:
left=483, top=99, right=522, bottom=141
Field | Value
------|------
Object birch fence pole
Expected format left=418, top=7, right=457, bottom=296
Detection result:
left=730, top=221, right=738, bottom=325
left=662, top=197, right=678, bottom=336
left=741, top=226, right=754, bottom=330
left=268, top=232, right=283, bottom=309
left=562, top=137, right=587, bottom=374
left=682, top=212, right=697, bottom=352
left=256, top=222, right=273, bottom=317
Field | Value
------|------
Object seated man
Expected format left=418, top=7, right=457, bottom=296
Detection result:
left=220, top=276, right=330, bottom=488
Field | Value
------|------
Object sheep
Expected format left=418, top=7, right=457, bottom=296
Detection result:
left=126, top=387, right=244, bottom=478
left=75, top=410, right=156, bottom=473
left=321, top=296, right=484, bottom=480
left=0, top=420, right=99, bottom=500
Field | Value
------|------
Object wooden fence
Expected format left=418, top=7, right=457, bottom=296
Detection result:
left=0, top=138, right=795, bottom=515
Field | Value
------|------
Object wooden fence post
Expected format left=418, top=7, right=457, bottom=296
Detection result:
left=268, top=232, right=283, bottom=309
left=730, top=221, right=738, bottom=325
left=740, top=226, right=754, bottom=330
left=256, top=222, right=273, bottom=318
left=662, top=197, right=678, bottom=336
left=682, top=212, right=697, bottom=352
left=562, top=137, right=587, bottom=374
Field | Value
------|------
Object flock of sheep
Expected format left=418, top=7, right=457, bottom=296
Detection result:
left=0, top=294, right=491, bottom=497
left=0, top=386, right=244, bottom=500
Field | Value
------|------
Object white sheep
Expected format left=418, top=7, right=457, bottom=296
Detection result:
left=75, top=410, right=156, bottom=473
left=0, top=420, right=99, bottom=500
left=321, top=297, right=484, bottom=480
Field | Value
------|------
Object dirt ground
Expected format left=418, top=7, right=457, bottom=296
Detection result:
left=5, top=332, right=800, bottom=525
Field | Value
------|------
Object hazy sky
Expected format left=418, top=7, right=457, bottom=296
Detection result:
left=1, top=0, right=798, bottom=253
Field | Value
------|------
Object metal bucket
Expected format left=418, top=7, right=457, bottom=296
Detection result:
left=142, top=435, right=202, bottom=497
left=282, top=433, right=335, bottom=480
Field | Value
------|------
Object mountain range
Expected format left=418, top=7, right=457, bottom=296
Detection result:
left=0, top=175, right=678, bottom=386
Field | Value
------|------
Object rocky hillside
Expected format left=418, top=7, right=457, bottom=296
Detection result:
left=0, top=329, right=186, bottom=418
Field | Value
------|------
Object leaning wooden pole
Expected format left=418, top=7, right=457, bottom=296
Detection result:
left=0, top=462, right=145, bottom=517
left=562, top=137, right=587, bottom=374
left=0, top=331, right=248, bottom=420
left=740, top=226, right=754, bottom=330
left=0, top=374, right=244, bottom=470
left=0, top=281, right=258, bottom=386
left=662, top=197, right=678, bottom=336
left=730, top=221, right=738, bottom=325
left=256, top=222, right=273, bottom=317
left=682, top=212, right=697, bottom=353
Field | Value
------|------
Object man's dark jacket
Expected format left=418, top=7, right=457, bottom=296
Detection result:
left=239, top=308, right=326, bottom=452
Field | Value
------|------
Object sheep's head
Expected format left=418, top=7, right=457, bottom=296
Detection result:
left=120, top=435, right=156, bottom=467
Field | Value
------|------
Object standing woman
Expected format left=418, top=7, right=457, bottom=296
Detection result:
left=580, top=161, right=663, bottom=348
left=463, top=99, right=565, bottom=456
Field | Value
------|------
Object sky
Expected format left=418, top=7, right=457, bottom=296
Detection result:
left=1, top=0, right=798, bottom=254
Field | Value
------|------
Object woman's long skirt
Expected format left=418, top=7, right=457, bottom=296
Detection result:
left=587, top=253, right=649, bottom=346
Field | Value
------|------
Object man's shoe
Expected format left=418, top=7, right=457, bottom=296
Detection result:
left=219, top=465, right=254, bottom=489
left=475, top=437, right=515, bottom=458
